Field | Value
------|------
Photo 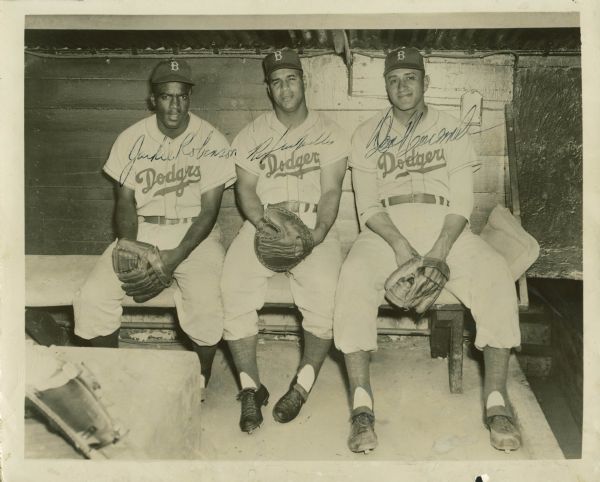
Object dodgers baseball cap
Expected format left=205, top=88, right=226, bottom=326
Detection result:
left=384, top=47, right=425, bottom=76
left=151, top=59, right=195, bottom=85
left=263, top=48, right=303, bottom=79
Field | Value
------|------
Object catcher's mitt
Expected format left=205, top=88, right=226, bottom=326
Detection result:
left=112, top=238, right=173, bottom=303
left=254, top=206, right=315, bottom=272
left=384, top=256, right=450, bottom=314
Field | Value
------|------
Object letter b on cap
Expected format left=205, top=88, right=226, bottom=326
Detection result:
left=397, top=50, right=406, bottom=61
left=274, top=51, right=283, bottom=61
left=170, top=60, right=180, bottom=71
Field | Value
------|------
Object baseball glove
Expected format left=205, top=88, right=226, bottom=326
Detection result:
left=112, top=238, right=173, bottom=303
left=26, top=343, right=124, bottom=459
left=254, top=206, right=315, bottom=272
left=384, top=256, right=450, bottom=313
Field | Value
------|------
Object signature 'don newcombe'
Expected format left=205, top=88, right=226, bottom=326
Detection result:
left=118, top=130, right=235, bottom=186
left=365, top=106, right=476, bottom=159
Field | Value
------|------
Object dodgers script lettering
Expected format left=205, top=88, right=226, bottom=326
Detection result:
left=261, top=151, right=321, bottom=179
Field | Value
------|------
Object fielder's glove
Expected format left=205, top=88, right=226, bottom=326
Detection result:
left=112, top=239, right=173, bottom=303
left=254, top=206, right=315, bottom=272
left=25, top=345, right=124, bottom=459
left=384, top=256, right=450, bottom=313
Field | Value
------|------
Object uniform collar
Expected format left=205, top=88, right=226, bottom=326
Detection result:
left=266, top=110, right=319, bottom=136
left=387, top=105, right=439, bottom=137
left=145, top=112, right=200, bottom=143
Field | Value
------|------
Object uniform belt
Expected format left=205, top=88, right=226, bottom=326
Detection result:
left=381, top=193, right=449, bottom=207
left=139, top=215, right=199, bottom=225
left=267, top=201, right=318, bottom=213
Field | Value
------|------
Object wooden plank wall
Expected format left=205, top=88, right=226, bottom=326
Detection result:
left=25, top=51, right=511, bottom=257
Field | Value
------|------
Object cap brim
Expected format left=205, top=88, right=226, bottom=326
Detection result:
left=151, top=76, right=195, bottom=85
left=384, top=64, right=424, bottom=76
left=266, top=63, right=303, bottom=76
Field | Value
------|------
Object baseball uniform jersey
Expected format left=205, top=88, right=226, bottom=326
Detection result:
left=222, top=110, right=350, bottom=341
left=334, top=106, right=521, bottom=353
left=74, top=112, right=235, bottom=346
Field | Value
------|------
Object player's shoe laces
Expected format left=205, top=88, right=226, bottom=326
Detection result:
left=237, top=385, right=269, bottom=433
left=487, top=415, right=522, bottom=452
left=272, top=384, right=307, bottom=423
left=348, top=408, right=378, bottom=453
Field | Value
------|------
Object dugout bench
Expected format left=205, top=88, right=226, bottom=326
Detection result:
left=25, top=105, right=529, bottom=395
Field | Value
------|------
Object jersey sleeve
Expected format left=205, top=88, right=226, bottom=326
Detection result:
left=318, top=118, right=351, bottom=168
left=446, top=129, right=478, bottom=175
left=199, top=128, right=237, bottom=194
left=232, top=126, right=262, bottom=176
left=102, top=132, right=137, bottom=189
left=349, top=123, right=378, bottom=173
left=448, top=163, right=475, bottom=220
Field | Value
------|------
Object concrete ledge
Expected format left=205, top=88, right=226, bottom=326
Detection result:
left=25, top=346, right=203, bottom=459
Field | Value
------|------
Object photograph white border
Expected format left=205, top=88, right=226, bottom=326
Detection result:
left=2, top=1, right=598, bottom=480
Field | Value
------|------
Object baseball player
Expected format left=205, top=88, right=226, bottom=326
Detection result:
left=73, top=59, right=236, bottom=392
left=221, top=49, right=349, bottom=433
left=334, top=48, right=522, bottom=453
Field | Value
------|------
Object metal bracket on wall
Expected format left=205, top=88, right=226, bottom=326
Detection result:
left=332, top=30, right=353, bottom=96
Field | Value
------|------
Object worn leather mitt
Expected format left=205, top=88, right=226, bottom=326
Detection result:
left=254, top=206, right=315, bottom=272
left=384, top=256, right=450, bottom=313
left=112, top=238, right=173, bottom=303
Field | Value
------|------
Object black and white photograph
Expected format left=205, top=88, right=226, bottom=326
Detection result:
left=1, top=3, right=599, bottom=481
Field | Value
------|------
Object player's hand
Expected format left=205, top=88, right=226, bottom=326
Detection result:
left=158, top=249, right=182, bottom=278
left=255, top=218, right=278, bottom=237
left=424, top=246, right=449, bottom=263
left=406, top=261, right=447, bottom=300
left=309, top=226, right=326, bottom=246
left=393, top=243, right=420, bottom=268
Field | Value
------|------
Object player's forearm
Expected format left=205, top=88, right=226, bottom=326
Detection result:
left=427, top=214, right=468, bottom=260
left=366, top=212, right=417, bottom=261
left=236, top=183, right=265, bottom=227
left=313, top=187, right=342, bottom=243
left=115, top=198, right=138, bottom=240
left=171, top=209, right=220, bottom=262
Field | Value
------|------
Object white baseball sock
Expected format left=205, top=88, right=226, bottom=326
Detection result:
left=486, top=390, right=506, bottom=410
left=296, top=364, right=315, bottom=393
left=240, top=371, right=258, bottom=390
left=352, top=387, right=373, bottom=411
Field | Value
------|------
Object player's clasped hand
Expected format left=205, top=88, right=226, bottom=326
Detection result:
left=158, top=248, right=181, bottom=279
left=254, top=206, right=315, bottom=272
left=112, top=239, right=174, bottom=303
left=384, top=256, right=450, bottom=314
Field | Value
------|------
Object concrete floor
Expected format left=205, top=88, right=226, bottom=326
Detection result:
left=26, top=336, right=564, bottom=461
left=196, top=336, right=562, bottom=461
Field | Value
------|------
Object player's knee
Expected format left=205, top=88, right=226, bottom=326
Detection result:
left=480, top=249, right=513, bottom=284
left=196, top=326, right=223, bottom=346
left=73, top=282, right=98, bottom=311
left=339, top=256, right=370, bottom=287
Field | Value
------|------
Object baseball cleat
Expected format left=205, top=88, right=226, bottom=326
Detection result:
left=272, top=385, right=307, bottom=423
left=348, top=408, right=378, bottom=454
left=487, top=415, right=522, bottom=452
left=237, top=385, right=269, bottom=433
